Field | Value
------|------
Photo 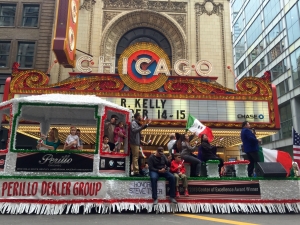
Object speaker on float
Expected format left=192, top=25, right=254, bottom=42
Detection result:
left=256, top=162, right=287, bottom=177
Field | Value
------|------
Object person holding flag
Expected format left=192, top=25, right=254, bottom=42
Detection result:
left=186, top=114, right=214, bottom=142
left=180, top=133, right=202, bottom=177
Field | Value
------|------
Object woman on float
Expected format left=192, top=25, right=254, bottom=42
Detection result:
left=37, top=128, right=60, bottom=150
left=180, top=133, right=202, bottom=177
left=200, top=134, right=224, bottom=173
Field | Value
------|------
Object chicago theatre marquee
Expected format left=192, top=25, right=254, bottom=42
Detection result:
left=3, top=0, right=280, bottom=159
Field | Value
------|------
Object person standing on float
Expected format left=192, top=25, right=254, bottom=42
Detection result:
left=129, top=113, right=151, bottom=176
left=240, top=121, right=260, bottom=177
left=104, top=115, right=118, bottom=151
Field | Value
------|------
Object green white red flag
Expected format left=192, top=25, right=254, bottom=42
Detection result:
left=258, top=147, right=292, bottom=176
left=186, top=114, right=214, bottom=142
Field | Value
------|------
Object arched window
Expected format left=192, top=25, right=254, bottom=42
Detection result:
left=115, top=27, right=172, bottom=70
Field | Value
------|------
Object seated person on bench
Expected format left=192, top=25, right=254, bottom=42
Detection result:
left=200, top=134, right=224, bottom=173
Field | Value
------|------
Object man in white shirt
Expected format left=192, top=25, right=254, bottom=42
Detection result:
left=167, top=133, right=177, bottom=155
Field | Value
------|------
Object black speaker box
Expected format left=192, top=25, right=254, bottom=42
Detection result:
left=256, top=162, right=287, bottom=177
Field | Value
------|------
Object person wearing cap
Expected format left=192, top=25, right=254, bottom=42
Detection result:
left=148, top=147, right=177, bottom=205
left=104, top=115, right=118, bottom=151
left=130, top=113, right=151, bottom=176
left=170, top=153, right=189, bottom=197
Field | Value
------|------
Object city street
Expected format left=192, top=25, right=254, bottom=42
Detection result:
left=0, top=213, right=300, bottom=225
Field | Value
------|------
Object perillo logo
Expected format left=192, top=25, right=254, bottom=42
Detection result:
left=38, top=154, right=73, bottom=165
left=237, top=114, right=264, bottom=119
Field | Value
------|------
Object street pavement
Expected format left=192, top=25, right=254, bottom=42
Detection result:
left=0, top=213, right=300, bottom=225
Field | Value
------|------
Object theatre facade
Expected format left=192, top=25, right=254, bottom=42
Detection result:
left=2, top=0, right=280, bottom=160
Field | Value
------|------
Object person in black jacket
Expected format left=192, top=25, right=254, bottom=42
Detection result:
left=148, top=147, right=177, bottom=205
left=200, top=134, right=224, bottom=173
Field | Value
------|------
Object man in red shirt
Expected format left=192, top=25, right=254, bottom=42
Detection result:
left=170, top=153, right=189, bottom=197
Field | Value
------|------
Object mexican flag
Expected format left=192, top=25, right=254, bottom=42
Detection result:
left=186, top=114, right=214, bottom=142
left=258, top=147, right=292, bottom=176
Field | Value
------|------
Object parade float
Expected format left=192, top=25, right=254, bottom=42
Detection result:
left=0, top=68, right=299, bottom=214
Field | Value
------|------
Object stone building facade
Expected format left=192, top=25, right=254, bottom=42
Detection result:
left=50, top=0, right=234, bottom=89
left=0, top=0, right=55, bottom=99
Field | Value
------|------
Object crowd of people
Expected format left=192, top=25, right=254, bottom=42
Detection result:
left=36, top=113, right=260, bottom=205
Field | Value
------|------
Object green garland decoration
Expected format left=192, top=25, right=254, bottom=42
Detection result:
left=0, top=175, right=299, bottom=181
left=206, top=160, right=220, bottom=164
left=10, top=102, right=101, bottom=154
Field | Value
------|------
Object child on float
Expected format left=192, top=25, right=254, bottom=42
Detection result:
left=130, top=135, right=151, bottom=175
left=170, top=153, right=189, bottom=197
left=113, top=121, right=127, bottom=152
left=64, top=126, right=80, bottom=150
left=37, top=133, right=48, bottom=150
left=102, top=135, right=111, bottom=153
left=141, top=162, right=149, bottom=176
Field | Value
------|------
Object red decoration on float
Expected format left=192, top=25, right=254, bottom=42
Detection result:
left=224, top=160, right=250, bottom=165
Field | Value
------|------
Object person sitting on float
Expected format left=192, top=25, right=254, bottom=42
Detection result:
left=170, top=153, right=189, bottom=197
left=148, top=147, right=177, bottom=205
left=37, top=128, right=60, bottom=150
left=200, top=134, right=224, bottom=173
left=180, top=133, right=202, bottom=177
left=64, top=126, right=80, bottom=150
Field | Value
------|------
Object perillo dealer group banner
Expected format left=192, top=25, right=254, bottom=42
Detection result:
left=0, top=179, right=260, bottom=200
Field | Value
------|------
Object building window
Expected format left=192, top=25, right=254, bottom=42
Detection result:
left=267, top=40, right=284, bottom=63
left=263, top=0, right=281, bottom=28
left=233, top=14, right=244, bottom=42
left=286, top=4, right=300, bottom=45
left=244, top=0, right=259, bottom=24
left=279, top=102, right=293, bottom=139
left=271, top=59, right=287, bottom=80
left=246, top=16, right=262, bottom=48
left=250, top=57, right=265, bottom=77
left=266, top=21, right=282, bottom=45
left=237, top=60, right=246, bottom=76
left=17, top=42, right=35, bottom=68
left=232, top=0, right=243, bottom=20
left=0, top=42, right=11, bottom=68
left=234, top=35, right=245, bottom=62
left=22, top=4, right=39, bottom=27
left=0, top=85, right=4, bottom=102
left=290, top=47, right=300, bottom=87
left=261, top=136, right=271, bottom=145
left=248, top=40, right=264, bottom=63
left=0, top=4, right=16, bottom=26
left=276, top=80, right=289, bottom=97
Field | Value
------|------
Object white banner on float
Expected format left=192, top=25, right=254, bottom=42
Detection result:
left=104, top=97, right=270, bottom=122
left=0, top=179, right=165, bottom=200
